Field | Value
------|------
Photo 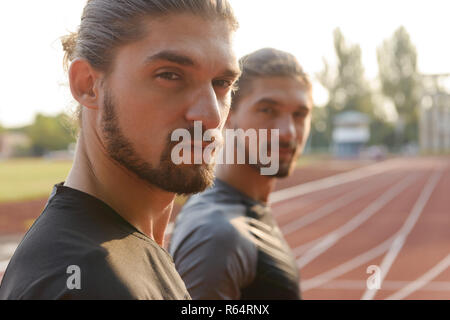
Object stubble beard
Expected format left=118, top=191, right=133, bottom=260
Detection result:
left=239, top=140, right=299, bottom=178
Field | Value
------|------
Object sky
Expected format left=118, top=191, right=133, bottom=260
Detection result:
left=1, top=0, right=449, bottom=127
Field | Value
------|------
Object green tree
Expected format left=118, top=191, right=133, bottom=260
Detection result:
left=377, top=26, right=421, bottom=146
left=309, top=105, right=330, bottom=150
left=369, top=118, right=396, bottom=147
left=317, top=28, right=375, bottom=145
left=26, top=113, right=76, bottom=156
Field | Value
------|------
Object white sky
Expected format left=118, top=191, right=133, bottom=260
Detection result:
left=1, top=0, right=449, bottom=127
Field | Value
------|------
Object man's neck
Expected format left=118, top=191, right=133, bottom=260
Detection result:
left=64, top=130, right=175, bottom=246
left=216, top=163, right=276, bottom=205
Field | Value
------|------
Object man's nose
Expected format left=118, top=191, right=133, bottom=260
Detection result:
left=276, top=114, right=297, bottom=143
left=185, top=86, right=222, bottom=131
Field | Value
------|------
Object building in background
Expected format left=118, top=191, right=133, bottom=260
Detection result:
left=0, top=132, right=31, bottom=159
left=332, top=111, right=370, bottom=158
left=420, top=74, right=450, bottom=154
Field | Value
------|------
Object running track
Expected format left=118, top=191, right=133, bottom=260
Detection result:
left=1, top=156, right=449, bottom=299
left=270, top=156, right=450, bottom=299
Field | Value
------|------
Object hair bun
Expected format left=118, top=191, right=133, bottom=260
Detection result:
left=61, top=32, right=78, bottom=71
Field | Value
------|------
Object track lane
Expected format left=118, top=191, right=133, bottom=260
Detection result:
left=272, top=157, right=449, bottom=299
left=373, top=162, right=450, bottom=299
left=2, top=157, right=448, bottom=299
left=362, top=167, right=444, bottom=300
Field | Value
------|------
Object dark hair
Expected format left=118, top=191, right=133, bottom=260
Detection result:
left=61, top=0, right=238, bottom=124
left=231, top=48, right=312, bottom=109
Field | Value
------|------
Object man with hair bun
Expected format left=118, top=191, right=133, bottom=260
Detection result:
left=0, top=0, right=240, bottom=300
left=170, top=48, right=313, bottom=300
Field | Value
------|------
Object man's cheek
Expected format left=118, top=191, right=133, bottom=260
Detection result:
left=143, top=136, right=168, bottom=164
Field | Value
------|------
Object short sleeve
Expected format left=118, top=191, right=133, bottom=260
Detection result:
left=9, top=248, right=134, bottom=300
left=171, top=219, right=257, bottom=300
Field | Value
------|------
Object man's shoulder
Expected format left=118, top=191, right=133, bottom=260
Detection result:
left=0, top=240, right=133, bottom=299
left=11, top=201, right=116, bottom=262
left=22, top=185, right=132, bottom=252
left=169, top=198, right=255, bottom=259
left=174, top=193, right=247, bottom=237
left=180, top=186, right=248, bottom=219
left=0, top=196, right=136, bottom=299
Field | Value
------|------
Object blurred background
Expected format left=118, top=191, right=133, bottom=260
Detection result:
left=1, top=1, right=450, bottom=163
left=0, top=0, right=449, bottom=299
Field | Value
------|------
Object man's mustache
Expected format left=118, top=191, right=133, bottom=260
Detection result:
left=168, top=126, right=224, bottom=146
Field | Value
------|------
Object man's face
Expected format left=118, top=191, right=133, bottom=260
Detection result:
left=228, top=76, right=313, bottom=178
left=97, top=14, right=239, bottom=194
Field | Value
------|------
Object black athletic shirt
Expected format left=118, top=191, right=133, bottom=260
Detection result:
left=0, top=183, right=190, bottom=300
left=169, top=179, right=301, bottom=300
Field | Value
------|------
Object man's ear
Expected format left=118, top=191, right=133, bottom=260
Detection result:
left=68, top=59, right=102, bottom=110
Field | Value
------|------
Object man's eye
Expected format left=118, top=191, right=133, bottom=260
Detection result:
left=212, top=79, right=233, bottom=89
left=294, top=111, right=308, bottom=118
left=156, top=72, right=181, bottom=81
left=260, top=107, right=274, bottom=114
left=294, top=108, right=310, bottom=119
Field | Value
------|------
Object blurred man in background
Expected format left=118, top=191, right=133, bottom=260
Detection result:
left=170, top=48, right=313, bottom=299
left=0, top=0, right=240, bottom=299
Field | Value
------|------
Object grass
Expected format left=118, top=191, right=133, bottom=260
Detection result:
left=0, top=153, right=335, bottom=204
left=0, top=158, right=190, bottom=205
left=0, top=158, right=72, bottom=203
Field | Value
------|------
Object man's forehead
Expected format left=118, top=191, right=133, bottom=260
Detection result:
left=247, top=77, right=312, bottom=107
left=137, top=14, right=238, bottom=66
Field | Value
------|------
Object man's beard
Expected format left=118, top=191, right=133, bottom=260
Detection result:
left=243, top=140, right=298, bottom=178
left=101, top=90, right=215, bottom=195
left=272, top=149, right=298, bottom=178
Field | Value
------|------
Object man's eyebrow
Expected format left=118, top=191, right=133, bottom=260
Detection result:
left=219, top=68, right=241, bottom=80
left=144, top=51, right=241, bottom=79
left=255, top=98, right=279, bottom=106
left=143, top=50, right=196, bottom=66
left=255, top=98, right=312, bottom=111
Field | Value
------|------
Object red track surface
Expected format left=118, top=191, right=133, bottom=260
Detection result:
left=271, top=156, right=450, bottom=299
left=1, top=156, right=449, bottom=299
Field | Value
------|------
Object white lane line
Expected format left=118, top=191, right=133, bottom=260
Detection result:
left=301, top=235, right=395, bottom=292
left=273, top=185, right=347, bottom=219
left=315, top=279, right=450, bottom=292
left=293, top=237, right=324, bottom=257
left=296, top=174, right=419, bottom=269
left=361, top=169, right=444, bottom=300
left=301, top=168, right=439, bottom=293
left=385, top=254, right=450, bottom=300
left=270, top=158, right=402, bottom=204
left=0, top=240, right=19, bottom=277
left=281, top=172, right=401, bottom=236
left=0, top=259, right=10, bottom=274
left=0, top=242, right=19, bottom=259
